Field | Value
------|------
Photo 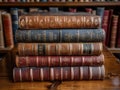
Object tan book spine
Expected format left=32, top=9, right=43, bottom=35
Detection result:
left=19, top=15, right=101, bottom=29
left=110, top=15, right=119, bottom=48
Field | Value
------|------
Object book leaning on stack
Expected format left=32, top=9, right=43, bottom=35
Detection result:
left=13, top=12, right=105, bottom=82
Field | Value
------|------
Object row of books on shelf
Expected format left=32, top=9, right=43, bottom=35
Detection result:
left=0, top=0, right=119, bottom=2
left=0, top=7, right=120, bottom=49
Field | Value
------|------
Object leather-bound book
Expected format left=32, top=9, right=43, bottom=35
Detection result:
left=15, top=54, right=104, bottom=67
left=15, top=29, right=105, bottom=43
left=18, top=12, right=101, bottom=29
left=2, top=13, right=14, bottom=48
left=13, top=65, right=105, bottom=82
left=17, top=43, right=103, bottom=56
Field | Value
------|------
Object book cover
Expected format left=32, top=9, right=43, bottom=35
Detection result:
left=110, top=15, right=119, bottom=48
left=13, top=65, right=105, bottom=82
left=15, top=29, right=105, bottom=43
left=17, top=43, right=103, bottom=56
left=2, top=13, right=14, bottom=48
left=18, top=12, right=101, bottom=29
left=15, top=54, right=104, bottom=67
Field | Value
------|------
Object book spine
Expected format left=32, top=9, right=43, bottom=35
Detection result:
left=18, top=43, right=103, bottom=56
left=15, top=54, right=104, bottom=67
left=0, top=11, right=5, bottom=48
left=116, top=14, right=120, bottom=48
left=96, top=7, right=105, bottom=28
left=102, top=10, right=109, bottom=46
left=106, top=9, right=113, bottom=47
left=13, top=66, right=105, bottom=82
left=10, top=8, right=19, bottom=43
left=2, top=13, right=14, bottom=48
left=110, top=15, right=119, bottom=48
left=19, top=15, right=101, bottom=29
left=15, top=29, right=105, bottom=43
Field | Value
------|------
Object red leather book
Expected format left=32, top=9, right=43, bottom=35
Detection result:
left=2, top=13, right=14, bottom=48
left=13, top=65, right=105, bottom=82
left=18, top=13, right=101, bottom=29
left=102, top=10, right=110, bottom=46
left=107, top=9, right=113, bottom=47
left=110, top=15, right=119, bottom=48
left=17, top=43, right=103, bottom=56
left=15, top=54, right=104, bottom=67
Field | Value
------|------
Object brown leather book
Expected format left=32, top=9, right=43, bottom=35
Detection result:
left=13, top=65, right=105, bottom=82
left=17, top=43, right=103, bottom=56
left=19, top=12, right=101, bottom=29
left=2, top=13, right=14, bottom=48
left=110, top=15, right=119, bottom=48
left=15, top=54, right=104, bottom=67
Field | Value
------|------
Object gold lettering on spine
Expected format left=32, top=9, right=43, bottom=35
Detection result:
left=19, top=17, right=25, bottom=28
left=80, top=67, right=83, bottom=80
left=40, top=68, right=43, bottom=81
left=35, top=44, right=37, bottom=56
left=22, top=44, right=25, bottom=56
left=91, top=44, right=94, bottom=55
left=61, top=68, right=63, bottom=80
left=80, top=44, right=83, bottom=55
left=19, top=68, right=22, bottom=82
left=26, top=56, right=28, bottom=67
left=89, top=67, right=92, bottom=80
left=70, top=43, right=72, bottom=55
left=50, top=68, right=54, bottom=81
left=82, top=57, right=85, bottom=66
left=36, top=56, right=39, bottom=67
left=71, top=67, right=74, bottom=80
left=58, top=44, right=61, bottom=55
left=48, top=56, right=51, bottom=67
left=98, top=66, right=101, bottom=80
left=30, top=68, right=33, bottom=81
left=71, top=57, right=74, bottom=66
left=60, top=56, right=62, bottom=66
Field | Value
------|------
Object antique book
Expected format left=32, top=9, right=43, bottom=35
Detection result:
left=2, top=13, right=14, bottom=48
left=15, top=29, right=105, bottom=43
left=110, top=15, right=119, bottom=48
left=18, top=12, right=101, bottom=29
left=106, top=9, right=113, bottom=47
left=10, top=8, right=18, bottom=43
left=15, top=54, right=104, bottom=67
left=13, top=65, right=105, bottom=82
left=17, top=43, right=103, bottom=56
left=96, top=7, right=105, bottom=28
left=0, top=11, right=4, bottom=48
left=102, top=10, right=109, bottom=46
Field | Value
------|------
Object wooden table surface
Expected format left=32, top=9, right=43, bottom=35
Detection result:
left=0, top=47, right=120, bottom=90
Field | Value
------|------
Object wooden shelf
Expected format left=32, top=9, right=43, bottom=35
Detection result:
left=108, top=48, right=120, bottom=53
left=0, top=2, right=120, bottom=7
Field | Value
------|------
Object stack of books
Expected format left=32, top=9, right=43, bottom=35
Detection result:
left=13, top=12, right=105, bottom=82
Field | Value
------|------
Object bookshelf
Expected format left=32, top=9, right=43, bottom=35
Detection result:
left=0, top=2, right=120, bottom=90
left=0, top=2, right=119, bottom=53
left=0, top=2, right=119, bottom=7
